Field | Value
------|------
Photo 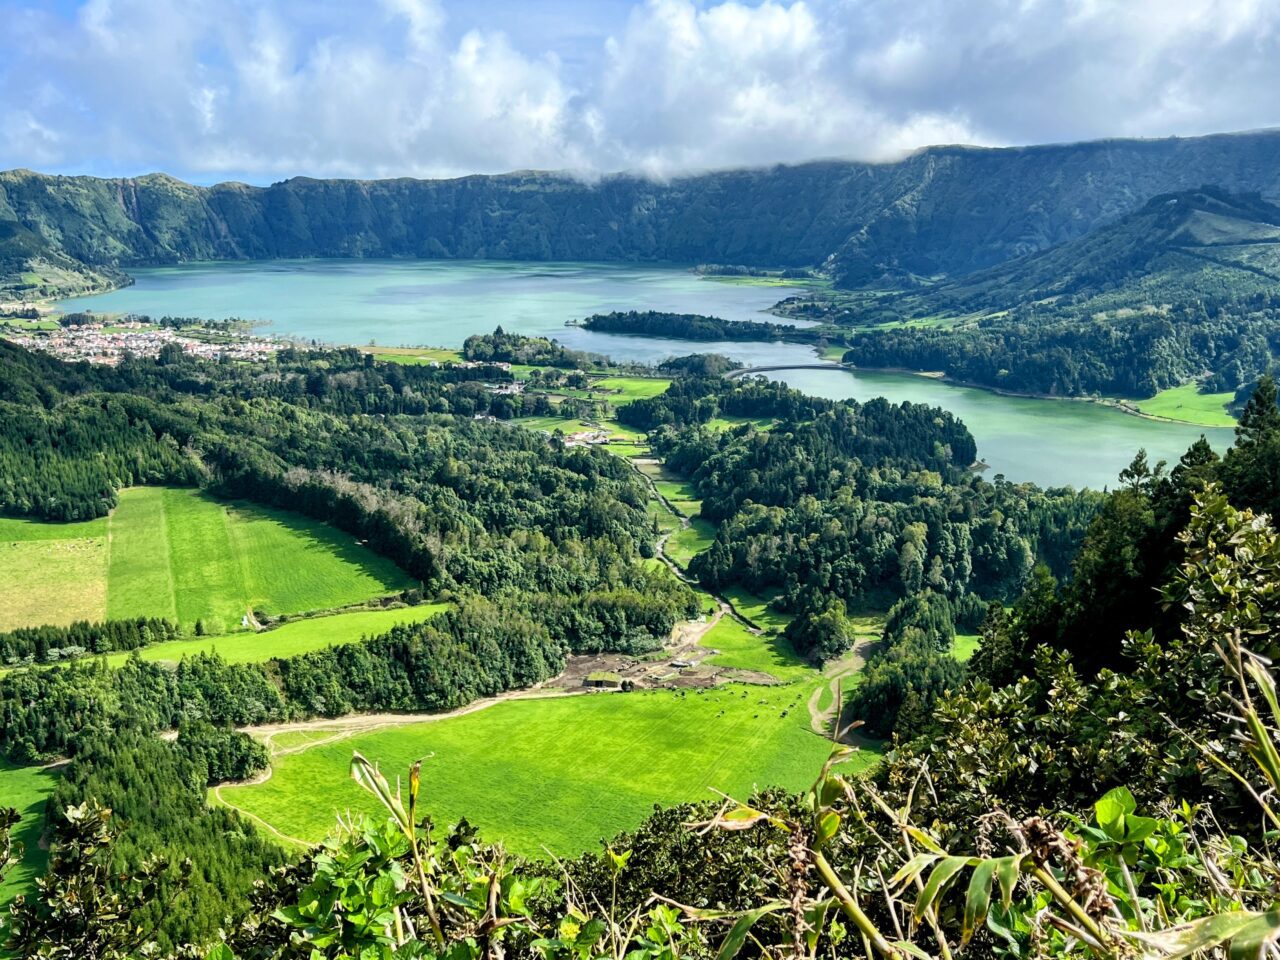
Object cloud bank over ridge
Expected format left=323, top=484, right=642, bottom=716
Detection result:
left=1, top=0, right=1277, bottom=182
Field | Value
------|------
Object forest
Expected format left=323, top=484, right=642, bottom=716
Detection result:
left=835, top=189, right=1280, bottom=398
left=1, top=376, right=1277, bottom=959
left=582, top=311, right=820, bottom=344
left=1, top=326, right=1279, bottom=957
left=618, top=376, right=1101, bottom=666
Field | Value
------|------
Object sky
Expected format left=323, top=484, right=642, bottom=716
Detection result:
left=1, top=0, right=1278, bottom=184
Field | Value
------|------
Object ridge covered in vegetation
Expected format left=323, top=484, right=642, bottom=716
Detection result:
left=5, top=130, right=1280, bottom=299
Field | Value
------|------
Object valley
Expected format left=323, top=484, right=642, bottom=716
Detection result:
left=46, top=259, right=1238, bottom=489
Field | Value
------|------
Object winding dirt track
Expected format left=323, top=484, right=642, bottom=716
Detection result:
left=806, top=639, right=878, bottom=740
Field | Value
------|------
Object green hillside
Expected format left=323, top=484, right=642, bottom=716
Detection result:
left=838, top=188, right=1280, bottom=399
left=5, top=130, right=1280, bottom=299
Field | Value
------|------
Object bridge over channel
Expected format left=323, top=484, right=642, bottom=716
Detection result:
left=725, top=363, right=852, bottom=379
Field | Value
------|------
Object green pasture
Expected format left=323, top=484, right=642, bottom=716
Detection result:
left=953, top=633, right=981, bottom=662
left=0, top=488, right=414, bottom=634
left=89, top=604, right=448, bottom=669
left=665, top=518, right=716, bottom=567
left=0, top=760, right=59, bottom=904
left=591, top=376, right=672, bottom=401
left=1130, top=383, right=1236, bottom=427
left=219, top=685, right=853, bottom=857
left=699, top=616, right=813, bottom=682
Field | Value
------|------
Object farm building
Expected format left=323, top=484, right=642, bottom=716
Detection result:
left=583, top=671, right=623, bottom=689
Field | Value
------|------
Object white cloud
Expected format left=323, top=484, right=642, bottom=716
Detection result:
left=0, top=0, right=1277, bottom=181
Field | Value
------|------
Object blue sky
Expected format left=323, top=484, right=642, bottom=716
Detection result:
left=2, top=0, right=1278, bottom=183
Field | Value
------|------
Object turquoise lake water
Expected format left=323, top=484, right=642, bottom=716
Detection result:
left=61, top=259, right=1235, bottom=489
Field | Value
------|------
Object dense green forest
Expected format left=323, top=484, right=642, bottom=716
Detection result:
left=834, top=189, right=1280, bottom=397
left=582, top=311, right=822, bottom=344
left=2, top=328, right=1280, bottom=957
left=3, top=377, right=1279, bottom=958
left=618, top=376, right=1100, bottom=662
left=5, top=130, right=1280, bottom=299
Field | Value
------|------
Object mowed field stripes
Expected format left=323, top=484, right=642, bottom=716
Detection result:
left=0, top=487, right=415, bottom=634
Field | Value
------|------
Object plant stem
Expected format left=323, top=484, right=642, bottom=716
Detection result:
left=813, top=851, right=900, bottom=959
left=1029, top=864, right=1116, bottom=960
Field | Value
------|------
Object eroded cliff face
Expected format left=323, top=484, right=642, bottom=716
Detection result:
left=3, top=128, right=1280, bottom=300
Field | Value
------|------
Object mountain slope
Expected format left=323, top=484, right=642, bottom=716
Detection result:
left=0, top=218, right=123, bottom=302
left=4, top=129, right=1280, bottom=300
left=838, top=188, right=1280, bottom=398
left=921, top=186, right=1280, bottom=313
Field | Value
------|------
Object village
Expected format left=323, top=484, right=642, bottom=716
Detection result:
left=0, top=317, right=280, bottom=365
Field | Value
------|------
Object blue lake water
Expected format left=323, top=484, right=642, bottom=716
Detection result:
left=60, top=259, right=1235, bottom=489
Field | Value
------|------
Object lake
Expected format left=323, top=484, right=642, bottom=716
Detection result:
left=776, top=368, right=1234, bottom=490
left=61, top=259, right=809, bottom=351
left=60, top=259, right=1236, bottom=489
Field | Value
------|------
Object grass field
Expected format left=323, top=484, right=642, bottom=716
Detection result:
left=721, top=588, right=793, bottom=634
left=0, top=488, right=414, bottom=634
left=820, top=345, right=848, bottom=361
left=0, top=760, right=59, bottom=904
left=511, top=416, right=646, bottom=442
left=700, top=617, right=813, bottom=682
left=606, top=442, right=651, bottom=458
left=953, top=633, right=981, bottom=662
left=368, top=347, right=463, bottom=365
left=220, top=685, right=852, bottom=857
left=592, top=376, right=672, bottom=401
left=637, top=462, right=703, bottom=517
left=1131, top=383, right=1236, bottom=426
left=0, top=537, right=107, bottom=631
left=87, top=604, right=449, bottom=669
left=707, top=415, right=776, bottom=432
left=666, top=519, right=716, bottom=567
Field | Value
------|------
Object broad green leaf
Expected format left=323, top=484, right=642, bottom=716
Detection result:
left=817, top=811, right=841, bottom=844
left=1123, top=814, right=1159, bottom=843
left=914, top=856, right=972, bottom=919
left=715, top=903, right=785, bottom=960
left=205, top=946, right=237, bottom=960
left=1095, top=786, right=1137, bottom=830
left=962, top=859, right=998, bottom=946
left=994, top=854, right=1023, bottom=908
left=1227, top=912, right=1280, bottom=960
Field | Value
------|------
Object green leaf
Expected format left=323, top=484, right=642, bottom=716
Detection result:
left=719, top=806, right=770, bottom=831
left=1095, top=786, right=1137, bottom=830
left=803, top=899, right=834, bottom=953
left=817, top=811, right=840, bottom=845
left=715, top=904, right=785, bottom=960
left=204, top=946, right=238, bottom=960
left=914, top=856, right=973, bottom=919
left=994, top=854, right=1023, bottom=909
left=1123, top=814, right=1159, bottom=843
left=1227, top=912, right=1280, bottom=960
left=888, top=853, right=939, bottom=892
left=962, top=859, right=998, bottom=946
left=1124, top=911, right=1280, bottom=959
left=903, top=826, right=946, bottom=855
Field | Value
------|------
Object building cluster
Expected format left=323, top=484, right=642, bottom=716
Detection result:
left=563, top=429, right=611, bottom=446
left=2, top=322, right=279, bottom=365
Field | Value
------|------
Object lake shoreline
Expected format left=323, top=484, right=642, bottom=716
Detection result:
left=831, top=360, right=1237, bottom=430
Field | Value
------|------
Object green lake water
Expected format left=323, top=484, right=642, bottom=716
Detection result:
left=776, top=368, right=1234, bottom=490
left=60, top=259, right=1235, bottom=489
